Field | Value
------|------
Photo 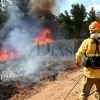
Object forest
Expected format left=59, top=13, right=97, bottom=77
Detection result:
left=0, top=0, right=100, bottom=40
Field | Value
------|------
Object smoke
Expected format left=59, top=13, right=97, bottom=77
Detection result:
left=0, top=3, right=40, bottom=80
left=29, top=0, right=65, bottom=16
left=1, top=4, right=40, bottom=54
left=0, top=0, right=69, bottom=84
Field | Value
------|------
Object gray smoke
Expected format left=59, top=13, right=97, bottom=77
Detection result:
left=2, top=4, right=39, bottom=55
left=0, top=4, right=39, bottom=78
left=0, top=0, right=68, bottom=82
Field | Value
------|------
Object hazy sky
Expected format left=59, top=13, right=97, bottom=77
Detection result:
left=6, top=0, right=100, bottom=15
left=60, top=0, right=100, bottom=14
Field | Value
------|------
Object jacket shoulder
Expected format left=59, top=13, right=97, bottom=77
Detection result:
left=81, top=38, right=94, bottom=46
left=83, top=38, right=93, bottom=42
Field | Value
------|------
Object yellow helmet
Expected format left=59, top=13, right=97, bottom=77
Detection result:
left=89, top=21, right=100, bottom=33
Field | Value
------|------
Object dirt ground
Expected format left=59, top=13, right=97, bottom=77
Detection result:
left=26, top=67, right=96, bottom=100
left=10, top=67, right=96, bottom=100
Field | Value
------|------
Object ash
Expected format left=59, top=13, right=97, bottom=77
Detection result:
left=0, top=55, right=75, bottom=85
left=0, top=55, right=75, bottom=100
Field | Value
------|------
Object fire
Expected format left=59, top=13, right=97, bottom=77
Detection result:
left=15, top=84, right=26, bottom=92
left=34, top=28, right=53, bottom=46
left=0, top=48, right=8, bottom=62
left=0, top=28, right=53, bottom=62
left=0, top=48, right=21, bottom=62
left=10, top=49, right=20, bottom=60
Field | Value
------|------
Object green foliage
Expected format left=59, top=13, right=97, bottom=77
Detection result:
left=57, top=10, right=73, bottom=39
left=87, top=7, right=96, bottom=24
left=0, top=12, right=7, bottom=28
left=96, top=11, right=100, bottom=22
left=57, top=3, right=87, bottom=39
left=1, top=1, right=100, bottom=40
left=70, top=3, right=87, bottom=38
left=0, top=1, right=7, bottom=29
left=11, top=0, right=30, bottom=14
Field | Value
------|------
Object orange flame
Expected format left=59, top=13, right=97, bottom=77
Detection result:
left=0, top=48, right=21, bottom=62
left=10, top=49, right=21, bottom=60
left=0, top=28, right=53, bottom=62
left=15, top=84, right=26, bottom=92
left=0, top=48, right=8, bottom=62
left=34, top=28, right=53, bottom=46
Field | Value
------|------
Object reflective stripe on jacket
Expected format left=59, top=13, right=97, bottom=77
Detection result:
left=76, top=38, right=100, bottom=78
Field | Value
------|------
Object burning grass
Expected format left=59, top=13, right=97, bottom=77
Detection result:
left=0, top=80, right=19, bottom=100
left=9, top=68, right=78, bottom=100
left=0, top=59, right=76, bottom=100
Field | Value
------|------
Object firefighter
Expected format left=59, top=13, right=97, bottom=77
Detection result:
left=75, top=21, right=100, bottom=100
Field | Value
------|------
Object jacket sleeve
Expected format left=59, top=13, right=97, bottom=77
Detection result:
left=76, top=40, right=88, bottom=63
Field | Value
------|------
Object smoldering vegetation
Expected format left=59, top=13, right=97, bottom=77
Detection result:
left=0, top=0, right=83, bottom=100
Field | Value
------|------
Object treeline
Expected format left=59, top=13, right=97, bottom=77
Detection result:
left=57, top=4, right=100, bottom=39
left=0, top=1, right=100, bottom=39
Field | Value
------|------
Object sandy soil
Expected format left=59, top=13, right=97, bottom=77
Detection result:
left=22, top=67, right=95, bottom=100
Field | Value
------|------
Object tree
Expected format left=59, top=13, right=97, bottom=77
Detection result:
left=96, top=11, right=100, bottom=22
left=57, top=10, right=73, bottom=39
left=0, top=0, right=7, bottom=28
left=11, top=0, right=30, bottom=15
left=87, top=7, right=96, bottom=24
left=70, top=3, right=87, bottom=38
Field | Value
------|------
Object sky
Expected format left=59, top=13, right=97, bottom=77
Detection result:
left=6, top=0, right=100, bottom=15
left=60, top=0, right=100, bottom=14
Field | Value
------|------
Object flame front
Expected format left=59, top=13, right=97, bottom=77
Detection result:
left=0, top=28, right=53, bottom=62
left=0, top=48, right=21, bottom=62
left=0, top=48, right=8, bottom=62
left=34, top=28, right=53, bottom=46
left=10, top=49, right=20, bottom=60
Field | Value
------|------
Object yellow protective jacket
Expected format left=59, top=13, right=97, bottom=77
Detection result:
left=76, top=38, right=100, bottom=78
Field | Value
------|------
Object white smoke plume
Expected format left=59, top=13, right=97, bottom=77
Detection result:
left=2, top=4, right=39, bottom=55
left=0, top=0, right=70, bottom=82
left=0, top=3, right=40, bottom=78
